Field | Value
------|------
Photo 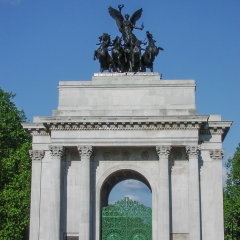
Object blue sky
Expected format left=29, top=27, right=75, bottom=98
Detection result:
left=1, top=0, right=239, bottom=206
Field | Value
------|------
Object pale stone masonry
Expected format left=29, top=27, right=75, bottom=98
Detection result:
left=23, top=72, right=232, bottom=240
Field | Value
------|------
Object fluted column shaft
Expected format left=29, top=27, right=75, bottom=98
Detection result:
left=156, top=145, right=171, bottom=240
left=49, top=146, right=65, bottom=240
left=186, top=145, right=201, bottom=240
left=78, top=146, right=93, bottom=240
left=29, top=150, right=45, bottom=240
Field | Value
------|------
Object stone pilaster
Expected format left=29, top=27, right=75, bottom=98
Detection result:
left=156, top=145, right=171, bottom=240
left=186, top=145, right=201, bottom=240
left=49, top=145, right=65, bottom=240
left=29, top=150, right=45, bottom=240
left=210, top=149, right=224, bottom=240
left=77, top=146, right=93, bottom=240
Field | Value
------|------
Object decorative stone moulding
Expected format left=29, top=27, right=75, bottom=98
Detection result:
left=122, top=151, right=130, bottom=160
left=200, top=129, right=225, bottom=135
left=209, top=149, right=224, bottom=160
left=44, top=121, right=201, bottom=131
left=29, top=150, right=45, bottom=161
left=77, top=146, right=93, bottom=158
left=27, top=129, right=50, bottom=136
left=94, top=72, right=159, bottom=77
left=49, top=146, right=65, bottom=157
left=156, top=146, right=172, bottom=157
left=186, top=145, right=201, bottom=157
left=141, top=151, right=149, bottom=160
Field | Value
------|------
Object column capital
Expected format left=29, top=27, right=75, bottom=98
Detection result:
left=186, top=145, right=201, bottom=158
left=29, top=150, right=45, bottom=161
left=156, top=145, right=171, bottom=158
left=209, top=149, right=224, bottom=160
left=77, top=146, right=93, bottom=158
left=49, top=145, right=65, bottom=157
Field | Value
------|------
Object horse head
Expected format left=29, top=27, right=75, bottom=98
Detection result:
left=112, top=36, right=122, bottom=47
left=146, top=31, right=153, bottom=41
left=99, top=33, right=111, bottom=46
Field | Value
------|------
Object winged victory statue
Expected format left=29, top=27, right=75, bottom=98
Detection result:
left=108, top=5, right=144, bottom=48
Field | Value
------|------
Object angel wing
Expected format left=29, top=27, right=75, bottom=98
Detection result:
left=108, top=6, right=124, bottom=33
left=130, top=8, right=143, bottom=26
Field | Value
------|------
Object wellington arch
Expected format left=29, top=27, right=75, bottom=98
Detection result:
left=23, top=72, right=232, bottom=240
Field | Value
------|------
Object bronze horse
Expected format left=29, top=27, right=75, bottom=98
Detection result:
left=124, top=40, right=144, bottom=72
left=111, top=36, right=125, bottom=72
left=93, top=33, right=113, bottom=72
left=141, top=31, right=163, bottom=72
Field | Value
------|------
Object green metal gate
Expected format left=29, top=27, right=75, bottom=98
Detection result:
left=102, top=197, right=152, bottom=240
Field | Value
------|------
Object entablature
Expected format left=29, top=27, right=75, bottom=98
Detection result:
left=22, top=115, right=232, bottom=142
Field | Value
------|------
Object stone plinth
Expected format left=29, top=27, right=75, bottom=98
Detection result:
left=54, top=72, right=197, bottom=117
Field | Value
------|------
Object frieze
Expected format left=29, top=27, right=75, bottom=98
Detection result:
left=103, top=152, right=111, bottom=160
left=29, top=150, right=45, bottom=161
left=44, top=121, right=201, bottom=131
left=141, top=151, right=149, bottom=160
left=122, top=151, right=130, bottom=160
left=209, top=149, right=224, bottom=160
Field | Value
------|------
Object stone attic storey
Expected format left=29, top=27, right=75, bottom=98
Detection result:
left=23, top=72, right=232, bottom=240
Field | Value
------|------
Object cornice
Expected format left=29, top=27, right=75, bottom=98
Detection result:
left=21, top=123, right=50, bottom=136
left=44, top=121, right=201, bottom=131
left=199, top=121, right=232, bottom=140
left=200, top=129, right=225, bottom=135
left=22, top=117, right=232, bottom=140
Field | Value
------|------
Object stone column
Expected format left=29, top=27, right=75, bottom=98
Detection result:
left=210, top=149, right=224, bottom=240
left=156, top=145, right=171, bottom=240
left=77, top=146, right=93, bottom=240
left=186, top=145, right=201, bottom=240
left=49, top=145, right=65, bottom=240
left=29, top=150, right=45, bottom=240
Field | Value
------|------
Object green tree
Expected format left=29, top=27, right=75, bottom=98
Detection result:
left=224, top=143, right=240, bottom=240
left=0, top=88, right=31, bottom=239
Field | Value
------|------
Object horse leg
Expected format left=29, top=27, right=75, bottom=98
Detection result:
left=93, top=50, right=97, bottom=60
left=129, top=61, right=132, bottom=72
left=141, top=59, right=146, bottom=72
left=125, top=51, right=128, bottom=63
left=131, top=49, right=135, bottom=68
left=150, top=63, right=153, bottom=72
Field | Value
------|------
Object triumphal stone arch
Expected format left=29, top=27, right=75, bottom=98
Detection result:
left=23, top=72, right=231, bottom=240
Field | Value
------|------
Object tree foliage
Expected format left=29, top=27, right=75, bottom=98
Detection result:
left=0, top=88, right=31, bottom=239
left=224, top=143, right=240, bottom=240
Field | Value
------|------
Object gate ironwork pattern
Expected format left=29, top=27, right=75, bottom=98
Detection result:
left=102, top=197, right=152, bottom=240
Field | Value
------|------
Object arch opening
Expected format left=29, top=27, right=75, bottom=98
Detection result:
left=100, top=169, right=152, bottom=208
left=100, top=169, right=152, bottom=240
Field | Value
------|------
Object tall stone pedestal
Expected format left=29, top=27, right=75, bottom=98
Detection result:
left=23, top=72, right=231, bottom=240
